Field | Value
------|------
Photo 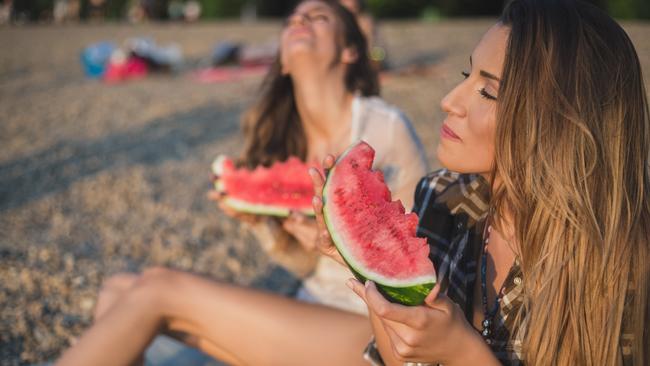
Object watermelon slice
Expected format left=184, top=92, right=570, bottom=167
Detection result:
left=211, top=155, right=315, bottom=217
left=322, top=141, right=436, bottom=305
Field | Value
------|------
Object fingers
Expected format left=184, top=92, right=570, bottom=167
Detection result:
left=309, top=166, right=326, bottom=185
left=423, top=283, right=452, bottom=314
left=207, top=190, right=225, bottom=202
left=424, top=283, right=442, bottom=308
left=309, top=154, right=336, bottom=196
left=312, top=196, right=327, bottom=231
left=359, top=281, right=431, bottom=329
left=288, top=210, right=306, bottom=223
left=284, top=213, right=320, bottom=251
left=382, top=322, right=421, bottom=360
left=322, top=154, right=336, bottom=172
left=346, top=278, right=367, bottom=302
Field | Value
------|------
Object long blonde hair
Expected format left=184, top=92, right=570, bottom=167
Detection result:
left=493, top=0, right=649, bottom=364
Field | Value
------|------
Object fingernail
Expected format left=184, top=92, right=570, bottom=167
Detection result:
left=365, top=280, right=371, bottom=288
left=346, top=279, right=354, bottom=289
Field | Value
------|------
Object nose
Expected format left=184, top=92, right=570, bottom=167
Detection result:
left=286, top=12, right=308, bottom=28
left=440, top=80, right=467, bottom=118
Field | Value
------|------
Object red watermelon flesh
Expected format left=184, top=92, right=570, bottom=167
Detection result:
left=322, top=141, right=436, bottom=305
left=212, top=155, right=315, bottom=216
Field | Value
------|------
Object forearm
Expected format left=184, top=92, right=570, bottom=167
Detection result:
left=445, top=330, right=501, bottom=366
left=369, top=310, right=403, bottom=366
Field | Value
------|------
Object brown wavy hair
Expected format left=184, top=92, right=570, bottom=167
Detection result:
left=240, top=0, right=379, bottom=168
left=492, top=0, right=649, bottom=364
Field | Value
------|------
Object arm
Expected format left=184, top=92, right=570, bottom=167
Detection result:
left=209, top=181, right=319, bottom=277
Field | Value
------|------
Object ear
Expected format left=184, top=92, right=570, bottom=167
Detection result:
left=340, top=46, right=359, bottom=65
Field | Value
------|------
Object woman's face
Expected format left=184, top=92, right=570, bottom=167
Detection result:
left=280, top=1, right=350, bottom=75
left=437, top=24, right=509, bottom=177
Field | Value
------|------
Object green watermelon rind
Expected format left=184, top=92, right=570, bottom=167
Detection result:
left=214, top=181, right=315, bottom=217
left=322, top=143, right=436, bottom=306
left=212, top=156, right=315, bottom=217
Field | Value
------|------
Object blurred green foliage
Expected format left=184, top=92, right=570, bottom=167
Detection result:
left=9, top=0, right=650, bottom=21
left=366, top=0, right=432, bottom=18
left=197, top=0, right=246, bottom=18
left=607, top=0, right=650, bottom=18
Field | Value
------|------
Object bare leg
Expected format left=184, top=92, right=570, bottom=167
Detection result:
left=91, top=272, right=241, bottom=364
left=57, top=267, right=372, bottom=366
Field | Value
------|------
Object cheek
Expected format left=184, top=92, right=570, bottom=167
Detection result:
left=466, top=103, right=496, bottom=152
left=313, top=23, right=339, bottom=56
left=437, top=102, right=497, bottom=174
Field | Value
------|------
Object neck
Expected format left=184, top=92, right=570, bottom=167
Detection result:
left=291, top=66, right=354, bottom=144
left=485, top=174, right=517, bottom=250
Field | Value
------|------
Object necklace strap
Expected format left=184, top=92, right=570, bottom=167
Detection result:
left=480, top=223, right=507, bottom=342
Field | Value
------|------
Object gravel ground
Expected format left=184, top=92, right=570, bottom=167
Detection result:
left=1, top=20, right=649, bottom=365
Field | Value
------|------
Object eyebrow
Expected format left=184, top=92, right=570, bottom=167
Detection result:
left=469, top=56, right=501, bottom=82
left=291, top=4, right=329, bottom=16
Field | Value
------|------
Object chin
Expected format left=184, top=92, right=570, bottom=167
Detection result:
left=436, top=143, right=457, bottom=171
left=436, top=144, right=488, bottom=175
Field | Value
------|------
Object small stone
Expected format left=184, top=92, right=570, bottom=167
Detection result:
left=63, top=253, right=75, bottom=271
left=79, top=297, right=94, bottom=312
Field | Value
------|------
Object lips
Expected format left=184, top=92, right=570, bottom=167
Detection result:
left=287, top=26, right=312, bottom=38
left=441, top=123, right=461, bottom=141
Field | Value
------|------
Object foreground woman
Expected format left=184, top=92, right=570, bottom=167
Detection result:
left=309, top=0, right=649, bottom=364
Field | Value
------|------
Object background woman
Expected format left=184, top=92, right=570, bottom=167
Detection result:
left=56, top=1, right=427, bottom=365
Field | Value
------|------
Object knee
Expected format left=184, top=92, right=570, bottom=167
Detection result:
left=138, top=266, right=178, bottom=287
left=102, top=273, right=138, bottom=291
left=94, top=272, right=139, bottom=319
left=131, top=266, right=184, bottom=298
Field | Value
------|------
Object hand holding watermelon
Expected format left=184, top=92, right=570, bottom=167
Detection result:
left=209, top=155, right=316, bottom=217
left=318, top=141, right=436, bottom=306
left=207, top=178, right=262, bottom=225
left=346, top=279, right=492, bottom=365
left=309, top=155, right=347, bottom=267
left=281, top=211, right=320, bottom=252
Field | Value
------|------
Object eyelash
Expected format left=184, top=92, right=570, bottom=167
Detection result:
left=311, top=14, right=328, bottom=21
left=285, top=13, right=328, bottom=25
left=460, top=71, right=497, bottom=101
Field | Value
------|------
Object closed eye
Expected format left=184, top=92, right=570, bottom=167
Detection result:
left=479, top=88, right=497, bottom=101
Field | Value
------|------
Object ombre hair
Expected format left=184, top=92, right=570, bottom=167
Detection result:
left=492, top=0, right=649, bottom=364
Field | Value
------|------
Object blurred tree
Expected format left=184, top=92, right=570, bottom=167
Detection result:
left=105, top=0, right=130, bottom=18
left=607, top=0, right=650, bottom=18
left=257, top=0, right=296, bottom=17
left=436, top=0, right=504, bottom=16
left=198, top=0, right=245, bottom=18
left=367, top=0, right=432, bottom=18
left=11, top=0, right=650, bottom=22
left=13, top=0, right=54, bottom=20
